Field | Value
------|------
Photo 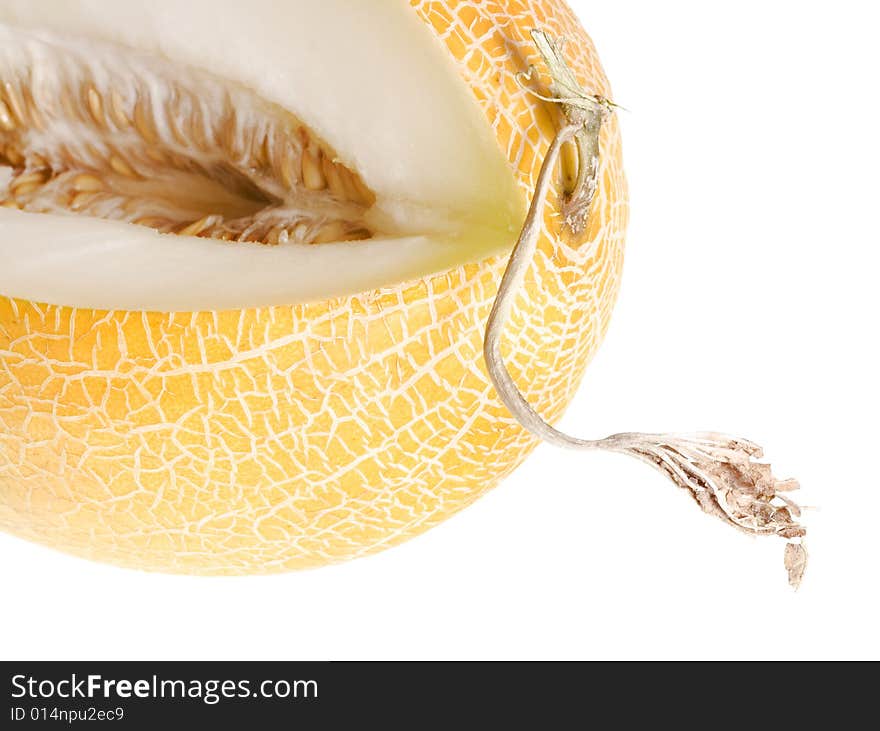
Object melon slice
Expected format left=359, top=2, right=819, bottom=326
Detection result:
left=0, top=0, right=522, bottom=310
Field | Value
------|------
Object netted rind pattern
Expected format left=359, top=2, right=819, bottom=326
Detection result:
left=0, top=0, right=627, bottom=573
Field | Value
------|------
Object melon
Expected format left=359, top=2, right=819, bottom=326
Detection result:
left=0, top=0, right=805, bottom=581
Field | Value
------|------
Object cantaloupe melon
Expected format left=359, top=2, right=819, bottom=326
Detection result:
left=0, top=0, right=805, bottom=582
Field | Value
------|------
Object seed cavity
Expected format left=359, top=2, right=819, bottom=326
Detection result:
left=0, top=27, right=377, bottom=246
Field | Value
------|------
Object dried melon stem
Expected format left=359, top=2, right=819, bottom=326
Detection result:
left=486, top=31, right=808, bottom=588
left=0, top=28, right=375, bottom=245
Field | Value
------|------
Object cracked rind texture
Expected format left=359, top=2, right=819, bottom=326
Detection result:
left=0, top=0, right=628, bottom=574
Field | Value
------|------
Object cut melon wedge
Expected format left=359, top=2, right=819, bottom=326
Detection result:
left=0, top=0, right=522, bottom=310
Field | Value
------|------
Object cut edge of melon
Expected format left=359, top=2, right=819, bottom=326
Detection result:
left=0, top=0, right=524, bottom=311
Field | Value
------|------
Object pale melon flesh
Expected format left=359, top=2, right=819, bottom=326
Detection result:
left=0, top=0, right=523, bottom=311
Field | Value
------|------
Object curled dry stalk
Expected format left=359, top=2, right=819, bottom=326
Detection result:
left=485, top=30, right=808, bottom=588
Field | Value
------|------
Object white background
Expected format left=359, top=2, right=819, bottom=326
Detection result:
left=2, top=1, right=878, bottom=660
